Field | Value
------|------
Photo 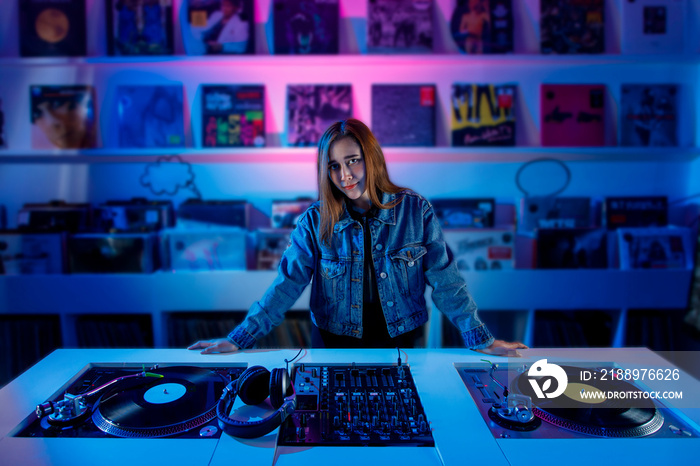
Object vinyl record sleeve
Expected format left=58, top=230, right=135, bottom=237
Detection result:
left=0, top=232, right=66, bottom=275
left=519, top=196, right=593, bottom=232
left=20, top=0, right=87, bottom=57
left=67, top=233, right=158, bottom=273
left=107, top=0, right=175, bottom=56
left=367, top=0, right=433, bottom=54
left=451, top=83, right=516, bottom=146
left=201, top=85, right=265, bottom=147
left=536, top=228, right=608, bottom=269
left=620, top=84, right=678, bottom=147
left=287, top=84, right=352, bottom=146
left=540, top=0, right=604, bottom=54
left=618, top=227, right=692, bottom=270
left=117, top=85, right=185, bottom=148
left=182, top=0, right=254, bottom=55
left=30, top=85, right=97, bottom=150
left=431, top=198, right=495, bottom=228
left=442, top=228, right=515, bottom=271
left=604, top=196, right=668, bottom=229
left=372, top=84, right=435, bottom=147
left=621, top=0, right=685, bottom=55
left=254, top=228, right=291, bottom=270
left=540, top=84, right=605, bottom=147
left=161, top=227, right=248, bottom=271
left=450, top=0, right=513, bottom=54
left=273, top=0, right=339, bottom=54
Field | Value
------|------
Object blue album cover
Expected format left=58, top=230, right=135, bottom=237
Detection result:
left=540, top=0, right=604, bottom=54
left=620, top=84, right=678, bottom=147
left=30, top=85, right=97, bottom=150
left=20, top=0, right=87, bottom=57
left=367, top=0, right=433, bottom=54
left=372, top=84, right=435, bottom=147
left=451, top=83, right=515, bottom=146
left=201, top=85, right=265, bottom=147
left=117, top=85, right=185, bottom=148
left=287, top=84, right=352, bottom=146
left=450, top=0, right=513, bottom=54
left=273, top=0, right=339, bottom=54
left=182, top=0, right=254, bottom=54
left=107, top=0, right=175, bottom=56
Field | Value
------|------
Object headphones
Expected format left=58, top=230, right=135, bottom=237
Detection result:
left=216, top=365, right=296, bottom=438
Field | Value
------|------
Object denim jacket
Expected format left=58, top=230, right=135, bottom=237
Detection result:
left=228, top=189, right=495, bottom=349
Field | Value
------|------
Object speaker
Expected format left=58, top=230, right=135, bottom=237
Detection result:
left=216, top=365, right=296, bottom=438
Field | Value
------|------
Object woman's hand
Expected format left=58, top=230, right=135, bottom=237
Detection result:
left=187, top=338, right=240, bottom=354
left=474, top=339, right=528, bottom=357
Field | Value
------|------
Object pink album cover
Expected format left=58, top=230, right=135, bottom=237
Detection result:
left=540, top=84, right=605, bottom=147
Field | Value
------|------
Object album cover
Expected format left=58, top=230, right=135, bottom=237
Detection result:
left=620, top=84, right=678, bottom=147
left=540, top=0, right=604, bottom=54
left=182, top=0, right=254, bottom=55
left=67, top=233, right=158, bottom=273
left=618, top=227, right=692, bottom=270
left=519, top=196, right=593, bottom=232
left=161, top=228, right=248, bottom=271
left=451, top=83, right=515, bottom=146
left=201, top=85, right=265, bottom=147
left=30, top=85, right=97, bottom=150
left=604, top=196, right=668, bottom=229
left=621, top=0, right=685, bottom=55
left=273, top=0, right=339, bottom=54
left=536, top=228, right=608, bottom=269
left=271, top=198, right=313, bottom=229
left=20, top=0, right=87, bottom=57
left=0, top=97, right=5, bottom=149
left=442, top=228, right=515, bottom=271
left=254, top=228, right=291, bottom=270
left=367, top=0, right=433, bottom=53
left=372, top=84, right=435, bottom=147
left=0, top=232, right=66, bottom=275
left=107, top=0, right=175, bottom=56
left=540, top=84, right=605, bottom=147
left=287, top=84, right=352, bottom=146
left=117, top=85, right=185, bottom=148
left=177, top=199, right=269, bottom=229
left=431, top=198, right=495, bottom=229
left=450, top=0, right=513, bottom=54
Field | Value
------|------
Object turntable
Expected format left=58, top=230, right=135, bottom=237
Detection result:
left=456, top=361, right=699, bottom=439
left=12, top=363, right=246, bottom=439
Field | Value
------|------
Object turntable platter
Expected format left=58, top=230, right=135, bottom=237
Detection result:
left=92, top=366, right=226, bottom=438
left=513, top=366, right=664, bottom=437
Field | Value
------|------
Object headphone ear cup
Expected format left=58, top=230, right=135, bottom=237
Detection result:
left=269, top=368, right=289, bottom=410
left=237, top=366, right=271, bottom=406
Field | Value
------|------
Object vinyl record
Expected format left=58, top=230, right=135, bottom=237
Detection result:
left=513, top=366, right=663, bottom=437
left=93, top=366, right=226, bottom=438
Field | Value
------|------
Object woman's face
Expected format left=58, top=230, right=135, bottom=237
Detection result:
left=328, top=136, right=370, bottom=210
left=34, top=99, right=88, bottom=149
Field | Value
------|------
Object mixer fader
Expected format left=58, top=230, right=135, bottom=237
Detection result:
left=278, top=363, right=434, bottom=446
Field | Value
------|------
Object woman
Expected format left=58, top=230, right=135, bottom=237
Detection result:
left=189, top=119, right=526, bottom=355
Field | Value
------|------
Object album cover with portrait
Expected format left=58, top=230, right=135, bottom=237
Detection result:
left=620, top=84, right=678, bottom=147
left=107, top=0, right=175, bottom=56
left=618, top=227, right=692, bottom=270
left=621, top=0, right=685, bottom=54
left=540, top=0, right=604, bottom=54
left=20, top=0, right=87, bottom=56
left=182, top=0, right=254, bottom=55
left=450, top=0, right=513, bottom=54
left=273, top=0, right=339, bottom=54
left=30, top=85, right=97, bottom=150
left=451, top=83, right=516, bottom=146
left=540, top=84, right=605, bottom=147
left=372, top=84, right=435, bottom=147
left=367, top=0, right=433, bottom=54
left=287, top=84, right=352, bottom=146
left=201, top=85, right=265, bottom=147
left=116, top=85, right=185, bottom=148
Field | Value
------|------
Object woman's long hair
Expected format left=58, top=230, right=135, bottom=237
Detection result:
left=317, top=119, right=405, bottom=244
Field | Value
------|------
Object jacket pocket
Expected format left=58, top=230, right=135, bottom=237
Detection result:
left=319, top=258, right=346, bottom=305
left=389, top=246, right=427, bottom=297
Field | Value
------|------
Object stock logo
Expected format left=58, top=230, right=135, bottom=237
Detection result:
left=527, top=359, right=568, bottom=399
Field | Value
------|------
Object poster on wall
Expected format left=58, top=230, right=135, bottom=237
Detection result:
left=30, top=85, right=97, bottom=150
left=540, top=84, right=605, bottom=147
left=106, top=0, right=175, bottom=56
left=182, top=0, right=255, bottom=54
left=201, top=85, right=265, bottom=147
left=451, top=83, right=516, bottom=146
left=372, top=84, right=435, bottom=146
left=273, top=0, right=339, bottom=54
left=449, top=0, right=513, bottom=54
left=116, top=85, right=185, bottom=148
left=287, top=84, right=352, bottom=146
left=540, top=0, right=604, bottom=54
left=19, top=0, right=87, bottom=57
left=620, top=84, right=678, bottom=147
left=367, top=0, right=433, bottom=54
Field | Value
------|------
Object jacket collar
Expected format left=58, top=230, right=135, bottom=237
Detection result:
left=334, top=191, right=399, bottom=233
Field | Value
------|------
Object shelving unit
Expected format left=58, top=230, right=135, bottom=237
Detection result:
left=1, top=0, right=699, bottom=374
